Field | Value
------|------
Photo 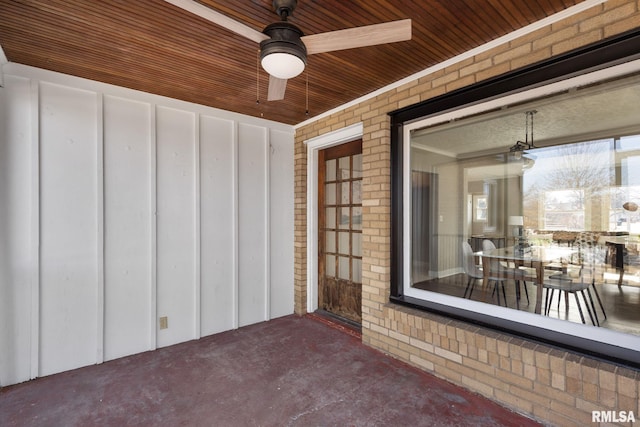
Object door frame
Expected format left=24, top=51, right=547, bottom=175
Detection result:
left=304, top=122, right=363, bottom=314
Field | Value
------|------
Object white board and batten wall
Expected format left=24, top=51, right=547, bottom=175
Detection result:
left=0, top=63, right=294, bottom=386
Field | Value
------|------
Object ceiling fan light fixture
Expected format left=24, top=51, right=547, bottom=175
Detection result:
left=260, top=21, right=307, bottom=80
left=261, top=51, right=305, bottom=79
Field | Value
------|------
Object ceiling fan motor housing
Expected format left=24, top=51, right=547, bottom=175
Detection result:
left=260, top=21, right=307, bottom=66
left=273, top=0, right=298, bottom=19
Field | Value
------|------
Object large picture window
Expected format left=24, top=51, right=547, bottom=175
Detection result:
left=390, top=30, right=640, bottom=367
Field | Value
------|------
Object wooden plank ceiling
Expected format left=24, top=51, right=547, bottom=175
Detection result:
left=0, top=0, right=584, bottom=125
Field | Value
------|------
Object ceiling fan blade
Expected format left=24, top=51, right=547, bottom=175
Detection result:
left=267, top=76, right=288, bottom=101
left=163, top=0, right=268, bottom=44
left=302, top=19, right=411, bottom=55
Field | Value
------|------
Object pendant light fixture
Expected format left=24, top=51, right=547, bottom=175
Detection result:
left=509, top=110, right=538, bottom=169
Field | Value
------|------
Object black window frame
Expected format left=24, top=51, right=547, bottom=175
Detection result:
left=389, top=28, right=640, bottom=369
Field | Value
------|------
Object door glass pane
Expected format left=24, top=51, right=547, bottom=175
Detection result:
left=352, top=207, right=362, bottom=230
left=352, top=180, right=361, bottom=204
left=353, top=154, right=362, bottom=178
left=338, top=256, right=350, bottom=280
left=326, top=207, right=336, bottom=228
left=339, top=157, right=350, bottom=179
left=353, top=258, right=362, bottom=283
left=338, top=207, right=350, bottom=229
left=352, top=232, right=362, bottom=257
left=325, top=159, right=336, bottom=181
left=325, top=183, right=336, bottom=205
left=325, top=231, right=335, bottom=253
left=338, top=232, right=349, bottom=255
left=326, top=254, right=335, bottom=277
left=341, top=182, right=350, bottom=204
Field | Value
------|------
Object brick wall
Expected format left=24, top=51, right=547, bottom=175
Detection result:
left=294, top=1, right=640, bottom=425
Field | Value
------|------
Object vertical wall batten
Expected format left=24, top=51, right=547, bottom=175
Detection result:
left=29, top=79, right=40, bottom=380
left=265, top=137, right=271, bottom=320
left=95, top=93, right=105, bottom=364
left=149, top=105, right=158, bottom=351
left=232, top=121, right=239, bottom=330
left=194, top=114, right=201, bottom=339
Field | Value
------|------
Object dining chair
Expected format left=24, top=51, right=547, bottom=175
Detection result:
left=564, top=241, right=607, bottom=322
left=481, top=239, right=527, bottom=307
left=461, top=241, right=483, bottom=299
left=572, top=231, right=606, bottom=266
left=543, top=265, right=602, bottom=326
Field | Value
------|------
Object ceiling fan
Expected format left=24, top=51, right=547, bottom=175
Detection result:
left=163, top=0, right=412, bottom=100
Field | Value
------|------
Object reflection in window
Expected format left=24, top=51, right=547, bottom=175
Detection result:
left=543, top=189, right=585, bottom=230
left=523, top=139, right=612, bottom=231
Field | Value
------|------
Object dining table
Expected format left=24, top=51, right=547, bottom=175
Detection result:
left=476, top=245, right=577, bottom=314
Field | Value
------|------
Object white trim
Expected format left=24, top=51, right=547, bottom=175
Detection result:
left=401, top=59, right=640, bottom=353
left=403, top=120, right=412, bottom=289
left=149, top=106, right=158, bottom=350
left=264, top=132, right=271, bottom=320
left=294, top=0, right=606, bottom=130
left=29, top=80, right=40, bottom=379
left=194, top=113, right=201, bottom=338
left=232, top=122, right=240, bottom=329
left=95, top=93, right=105, bottom=364
left=304, top=123, right=364, bottom=147
left=305, top=123, right=363, bottom=313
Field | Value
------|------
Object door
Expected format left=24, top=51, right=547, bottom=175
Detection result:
left=318, top=140, right=363, bottom=324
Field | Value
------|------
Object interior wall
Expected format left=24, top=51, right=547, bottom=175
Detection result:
left=0, top=65, right=295, bottom=386
left=411, top=149, right=461, bottom=276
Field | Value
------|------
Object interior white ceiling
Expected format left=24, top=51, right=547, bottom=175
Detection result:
left=411, top=71, right=640, bottom=159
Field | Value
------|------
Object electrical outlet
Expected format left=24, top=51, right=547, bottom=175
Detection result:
left=159, top=316, right=168, bottom=330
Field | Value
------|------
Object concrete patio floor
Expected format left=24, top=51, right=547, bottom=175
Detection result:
left=0, top=314, right=541, bottom=426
